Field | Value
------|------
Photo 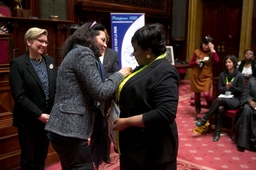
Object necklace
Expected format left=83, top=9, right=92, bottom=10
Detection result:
left=33, top=57, right=42, bottom=63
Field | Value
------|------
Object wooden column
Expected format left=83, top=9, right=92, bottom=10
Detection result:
left=238, top=0, right=254, bottom=60
left=186, top=0, right=203, bottom=79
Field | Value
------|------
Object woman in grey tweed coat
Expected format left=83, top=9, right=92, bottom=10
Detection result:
left=45, top=22, right=131, bottom=170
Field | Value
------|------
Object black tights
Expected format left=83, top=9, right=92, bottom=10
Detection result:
left=203, top=98, right=227, bottom=120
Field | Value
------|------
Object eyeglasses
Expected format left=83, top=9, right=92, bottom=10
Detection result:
left=35, top=39, right=49, bottom=45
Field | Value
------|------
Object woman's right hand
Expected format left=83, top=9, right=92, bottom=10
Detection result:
left=119, top=67, right=132, bottom=77
left=38, top=113, right=50, bottom=123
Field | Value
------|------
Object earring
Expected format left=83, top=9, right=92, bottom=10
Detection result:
left=146, top=54, right=150, bottom=59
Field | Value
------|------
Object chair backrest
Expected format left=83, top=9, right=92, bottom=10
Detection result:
left=0, top=2, right=11, bottom=17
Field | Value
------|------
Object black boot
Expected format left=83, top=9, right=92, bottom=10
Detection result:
left=213, top=131, right=221, bottom=142
left=207, top=100, right=212, bottom=108
left=194, top=100, right=201, bottom=120
left=195, top=107, right=213, bottom=127
left=212, top=112, right=223, bottom=142
left=195, top=118, right=207, bottom=127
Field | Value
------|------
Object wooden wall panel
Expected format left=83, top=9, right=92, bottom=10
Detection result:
left=75, top=0, right=170, bottom=16
left=0, top=17, right=73, bottom=67
left=74, top=0, right=172, bottom=44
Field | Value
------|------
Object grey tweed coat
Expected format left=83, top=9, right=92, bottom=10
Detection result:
left=45, top=45, right=124, bottom=140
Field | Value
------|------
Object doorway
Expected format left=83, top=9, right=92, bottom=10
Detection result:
left=202, top=0, right=243, bottom=76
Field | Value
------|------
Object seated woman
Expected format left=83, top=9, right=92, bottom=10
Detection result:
left=232, top=75, right=256, bottom=152
left=238, top=49, right=256, bottom=83
left=194, top=55, right=244, bottom=142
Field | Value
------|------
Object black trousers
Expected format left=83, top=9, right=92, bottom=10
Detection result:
left=18, top=127, right=49, bottom=170
left=47, top=132, right=93, bottom=170
left=103, top=116, right=111, bottom=159
left=120, top=154, right=177, bottom=170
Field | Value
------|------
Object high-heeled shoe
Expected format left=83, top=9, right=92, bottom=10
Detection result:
left=195, top=118, right=207, bottom=127
left=236, top=145, right=245, bottom=152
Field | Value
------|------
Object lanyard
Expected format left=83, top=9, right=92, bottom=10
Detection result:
left=225, top=77, right=234, bottom=84
left=116, top=53, right=166, bottom=102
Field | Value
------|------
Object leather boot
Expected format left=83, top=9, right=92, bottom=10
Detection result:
left=212, top=112, right=223, bottom=142
left=195, top=118, right=207, bottom=127
left=213, top=131, right=221, bottom=142
left=207, top=100, right=212, bottom=108
left=194, top=100, right=201, bottom=120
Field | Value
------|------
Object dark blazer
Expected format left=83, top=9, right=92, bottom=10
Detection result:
left=218, top=69, right=244, bottom=109
left=9, top=52, right=57, bottom=129
left=119, top=58, right=179, bottom=166
left=103, top=48, right=119, bottom=78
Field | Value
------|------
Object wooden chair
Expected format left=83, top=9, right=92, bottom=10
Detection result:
left=208, top=108, right=241, bottom=137
left=223, top=108, right=241, bottom=136
left=0, top=2, right=12, bottom=66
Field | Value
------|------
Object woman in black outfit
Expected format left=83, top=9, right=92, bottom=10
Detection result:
left=113, top=23, right=179, bottom=170
left=238, top=50, right=256, bottom=82
left=194, top=55, right=244, bottom=142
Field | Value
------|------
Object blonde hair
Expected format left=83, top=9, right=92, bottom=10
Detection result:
left=24, top=27, right=48, bottom=46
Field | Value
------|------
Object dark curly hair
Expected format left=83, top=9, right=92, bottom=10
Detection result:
left=62, top=22, right=105, bottom=57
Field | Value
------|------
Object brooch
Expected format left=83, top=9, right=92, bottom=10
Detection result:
left=49, top=64, right=54, bottom=69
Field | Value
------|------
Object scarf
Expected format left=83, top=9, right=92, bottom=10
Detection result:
left=225, top=68, right=238, bottom=82
left=91, top=57, right=106, bottom=169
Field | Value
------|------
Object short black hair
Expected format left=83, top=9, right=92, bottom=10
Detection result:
left=131, top=23, right=166, bottom=56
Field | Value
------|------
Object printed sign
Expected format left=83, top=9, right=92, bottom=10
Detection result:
left=111, top=13, right=145, bottom=69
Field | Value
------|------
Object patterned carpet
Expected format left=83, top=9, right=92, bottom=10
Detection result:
left=46, top=80, right=256, bottom=170
left=177, top=80, right=256, bottom=170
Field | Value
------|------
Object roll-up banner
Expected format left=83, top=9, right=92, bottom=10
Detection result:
left=110, top=13, right=145, bottom=69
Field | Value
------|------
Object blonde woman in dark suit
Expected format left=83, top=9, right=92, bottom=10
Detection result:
left=9, top=27, right=57, bottom=170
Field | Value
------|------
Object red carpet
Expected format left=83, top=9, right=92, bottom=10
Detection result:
left=177, top=80, right=256, bottom=170
left=46, top=146, right=214, bottom=170
left=46, top=80, right=256, bottom=170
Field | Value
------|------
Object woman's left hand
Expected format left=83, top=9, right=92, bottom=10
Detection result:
left=112, top=118, right=129, bottom=131
left=226, top=82, right=232, bottom=90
